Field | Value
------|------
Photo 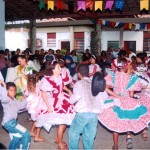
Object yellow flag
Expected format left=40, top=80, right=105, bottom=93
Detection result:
left=48, top=0, right=54, bottom=10
left=95, top=1, right=103, bottom=11
left=140, top=0, right=149, bottom=11
left=129, top=23, right=132, bottom=29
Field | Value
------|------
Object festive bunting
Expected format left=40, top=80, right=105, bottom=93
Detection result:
left=95, top=1, right=103, bottom=11
left=123, top=23, right=129, bottom=30
left=68, top=1, right=74, bottom=13
left=47, top=0, right=54, bottom=10
left=97, top=20, right=102, bottom=25
left=129, top=23, right=133, bottom=30
left=105, top=0, right=114, bottom=10
left=77, top=0, right=86, bottom=11
left=135, top=24, right=140, bottom=30
left=118, top=22, right=124, bottom=27
left=116, top=0, right=124, bottom=11
left=57, top=0, right=63, bottom=10
left=86, top=0, right=94, bottom=10
left=114, top=22, right=120, bottom=27
left=147, top=24, right=150, bottom=30
left=39, top=0, right=45, bottom=10
left=140, top=23, right=146, bottom=30
left=109, top=22, right=116, bottom=28
left=140, top=0, right=149, bottom=11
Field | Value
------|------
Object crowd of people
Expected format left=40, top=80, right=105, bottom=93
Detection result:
left=0, top=46, right=150, bottom=150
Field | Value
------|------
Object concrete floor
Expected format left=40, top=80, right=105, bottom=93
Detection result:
left=0, top=105, right=150, bottom=150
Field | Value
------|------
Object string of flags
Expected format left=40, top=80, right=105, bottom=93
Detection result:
left=39, top=0, right=149, bottom=12
left=97, top=20, right=150, bottom=31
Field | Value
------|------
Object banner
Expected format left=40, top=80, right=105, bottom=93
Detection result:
left=47, top=0, right=54, bottom=10
left=105, top=0, right=114, bottom=10
left=140, top=0, right=149, bottom=11
left=86, top=0, right=94, bottom=10
left=116, top=0, right=124, bottom=11
left=57, top=0, right=63, bottom=10
left=95, top=1, right=103, bottom=11
left=77, top=0, right=86, bottom=11
left=40, top=0, right=45, bottom=10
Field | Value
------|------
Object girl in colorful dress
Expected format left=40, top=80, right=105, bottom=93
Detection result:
left=14, top=55, right=34, bottom=100
left=58, top=59, right=72, bottom=86
left=98, top=58, right=150, bottom=150
left=26, top=72, right=47, bottom=142
left=37, top=61, right=75, bottom=150
left=89, top=55, right=101, bottom=78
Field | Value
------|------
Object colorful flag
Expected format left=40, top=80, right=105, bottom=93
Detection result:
left=147, top=24, right=150, bottom=30
left=39, top=0, right=45, bottom=10
left=77, top=0, right=86, bottom=11
left=57, top=0, right=63, bottom=10
left=135, top=24, right=140, bottom=30
left=105, top=0, right=114, bottom=10
left=140, top=0, right=149, bottom=11
left=140, top=23, right=146, bottom=30
left=47, top=0, right=54, bottom=10
left=86, top=0, right=94, bottom=10
left=116, top=0, right=124, bottom=11
left=95, top=1, right=103, bottom=11
left=129, top=23, right=133, bottom=30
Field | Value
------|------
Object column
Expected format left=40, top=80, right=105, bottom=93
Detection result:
left=29, top=19, right=36, bottom=53
left=95, top=24, right=101, bottom=54
left=119, top=28, right=124, bottom=49
left=70, top=26, right=74, bottom=51
left=0, top=0, right=5, bottom=50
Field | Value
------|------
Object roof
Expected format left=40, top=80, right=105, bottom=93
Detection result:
left=5, top=0, right=146, bottom=22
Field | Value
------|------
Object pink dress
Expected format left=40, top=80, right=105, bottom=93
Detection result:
left=36, top=75, right=75, bottom=132
left=89, top=64, right=101, bottom=78
left=61, top=67, right=72, bottom=85
left=98, top=71, right=150, bottom=133
left=26, top=86, right=48, bottom=121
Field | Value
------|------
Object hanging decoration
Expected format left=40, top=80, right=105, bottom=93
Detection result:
left=115, top=0, right=124, bottom=11
left=135, top=24, right=140, bottom=31
left=129, top=23, right=133, bottom=30
left=39, top=0, right=45, bottom=10
left=95, top=0, right=103, bottom=11
left=140, top=23, right=146, bottom=30
left=105, top=0, right=114, bottom=11
left=140, top=0, right=149, bottom=11
left=68, top=1, right=74, bottom=13
left=77, top=0, right=86, bottom=11
left=57, top=0, right=63, bottom=10
left=47, top=0, right=54, bottom=10
left=147, top=24, right=150, bottom=30
left=86, top=0, right=94, bottom=10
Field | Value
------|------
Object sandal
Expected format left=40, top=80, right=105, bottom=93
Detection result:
left=58, top=143, right=68, bottom=150
left=141, top=133, right=148, bottom=141
left=126, top=138, right=133, bottom=149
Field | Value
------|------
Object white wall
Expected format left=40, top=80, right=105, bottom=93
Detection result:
left=5, top=28, right=29, bottom=51
left=101, top=31, right=120, bottom=51
left=123, top=31, right=143, bottom=52
left=101, top=31, right=143, bottom=52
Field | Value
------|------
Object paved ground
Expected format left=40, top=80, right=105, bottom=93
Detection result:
left=0, top=104, right=150, bottom=150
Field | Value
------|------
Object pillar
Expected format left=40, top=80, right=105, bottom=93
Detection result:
left=69, top=26, right=74, bottom=51
left=119, top=28, right=124, bottom=49
left=95, top=24, right=101, bottom=55
left=29, top=19, right=36, bottom=53
left=0, top=0, right=5, bottom=50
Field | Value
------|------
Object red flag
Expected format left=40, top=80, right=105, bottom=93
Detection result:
left=86, top=0, right=94, bottom=10
left=57, top=0, right=63, bottom=10
left=124, top=23, right=129, bottom=30
left=147, top=24, right=150, bottom=30
left=109, top=22, right=116, bottom=28
left=97, top=20, right=102, bottom=25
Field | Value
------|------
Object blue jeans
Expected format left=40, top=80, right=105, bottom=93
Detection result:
left=3, top=119, right=31, bottom=150
left=69, top=112, right=98, bottom=150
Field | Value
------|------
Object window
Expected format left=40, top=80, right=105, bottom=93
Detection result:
left=143, top=32, right=150, bottom=52
left=107, top=41, right=119, bottom=51
left=74, top=32, right=84, bottom=52
left=47, top=33, right=56, bottom=48
left=124, top=41, right=136, bottom=53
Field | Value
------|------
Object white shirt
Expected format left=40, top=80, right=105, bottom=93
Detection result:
left=70, top=77, right=108, bottom=114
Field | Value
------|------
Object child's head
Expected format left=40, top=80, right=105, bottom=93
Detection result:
left=6, top=82, right=16, bottom=99
left=27, top=71, right=37, bottom=93
left=117, top=58, right=128, bottom=72
left=77, top=64, right=89, bottom=79
left=58, top=59, right=65, bottom=68
left=131, top=56, right=136, bottom=63
left=90, top=55, right=96, bottom=64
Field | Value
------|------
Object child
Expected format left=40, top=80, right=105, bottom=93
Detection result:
left=26, top=72, right=47, bottom=142
left=98, top=58, right=150, bottom=150
left=0, top=81, right=30, bottom=149
left=68, top=64, right=119, bottom=149
left=89, top=55, right=101, bottom=78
